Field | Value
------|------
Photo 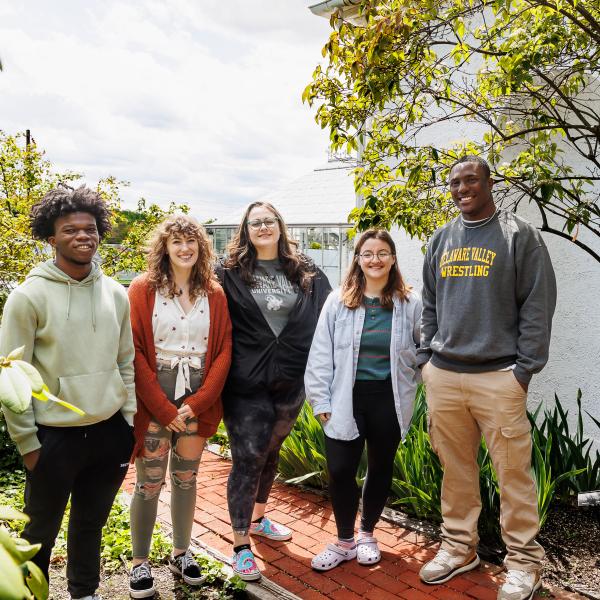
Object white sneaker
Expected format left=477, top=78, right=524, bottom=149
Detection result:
left=497, top=570, right=542, bottom=600
left=71, top=595, right=103, bottom=600
left=419, top=548, right=480, bottom=584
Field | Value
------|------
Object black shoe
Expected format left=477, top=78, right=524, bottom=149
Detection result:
left=129, top=562, right=155, bottom=598
left=169, top=550, right=206, bottom=586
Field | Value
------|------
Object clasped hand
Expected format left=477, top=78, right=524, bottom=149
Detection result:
left=166, top=403, right=194, bottom=432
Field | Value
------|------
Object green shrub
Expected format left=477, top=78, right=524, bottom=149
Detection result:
left=208, top=421, right=231, bottom=456
left=0, top=413, right=21, bottom=471
left=0, top=506, right=48, bottom=600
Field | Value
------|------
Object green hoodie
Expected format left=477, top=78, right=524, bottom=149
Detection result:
left=0, top=259, right=136, bottom=455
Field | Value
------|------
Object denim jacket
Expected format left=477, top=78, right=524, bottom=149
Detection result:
left=305, top=288, right=422, bottom=441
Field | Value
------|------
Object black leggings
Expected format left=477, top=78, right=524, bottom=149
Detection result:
left=325, top=378, right=401, bottom=539
left=223, top=380, right=305, bottom=532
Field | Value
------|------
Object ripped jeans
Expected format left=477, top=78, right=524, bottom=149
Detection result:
left=130, top=363, right=205, bottom=558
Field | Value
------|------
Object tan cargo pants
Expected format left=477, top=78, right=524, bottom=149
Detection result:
left=422, top=362, right=544, bottom=572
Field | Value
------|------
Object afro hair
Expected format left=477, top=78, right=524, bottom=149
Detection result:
left=30, top=184, right=112, bottom=241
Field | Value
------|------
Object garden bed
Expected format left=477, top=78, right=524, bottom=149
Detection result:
left=539, top=502, right=600, bottom=599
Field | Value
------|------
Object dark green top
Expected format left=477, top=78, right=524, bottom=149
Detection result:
left=355, top=296, right=392, bottom=381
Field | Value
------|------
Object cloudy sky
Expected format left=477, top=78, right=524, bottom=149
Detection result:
left=0, top=1, right=333, bottom=220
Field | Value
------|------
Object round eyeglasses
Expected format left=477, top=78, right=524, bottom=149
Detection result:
left=358, top=251, right=394, bottom=261
left=247, top=217, right=279, bottom=230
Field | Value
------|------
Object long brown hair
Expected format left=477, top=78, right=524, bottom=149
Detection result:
left=146, top=214, right=217, bottom=300
left=224, top=201, right=314, bottom=291
left=341, top=229, right=411, bottom=309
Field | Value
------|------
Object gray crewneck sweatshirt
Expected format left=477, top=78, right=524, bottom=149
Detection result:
left=417, top=210, right=557, bottom=384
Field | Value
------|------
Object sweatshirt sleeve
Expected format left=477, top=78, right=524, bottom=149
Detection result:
left=185, top=289, right=232, bottom=416
left=128, top=280, right=178, bottom=427
left=117, top=292, right=136, bottom=426
left=513, top=240, right=557, bottom=385
left=0, top=290, right=40, bottom=455
left=417, top=244, right=437, bottom=367
left=304, top=292, right=337, bottom=416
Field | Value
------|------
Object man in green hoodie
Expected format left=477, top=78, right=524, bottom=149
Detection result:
left=0, top=184, right=136, bottom=600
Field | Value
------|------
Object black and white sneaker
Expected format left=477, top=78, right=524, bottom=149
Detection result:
left=168, top=550, right=206, bottom=586
left=129, top=562, right=155, bottom=598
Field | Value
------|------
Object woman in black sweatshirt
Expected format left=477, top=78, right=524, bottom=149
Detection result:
left=217, top=202, right=331, bottom=581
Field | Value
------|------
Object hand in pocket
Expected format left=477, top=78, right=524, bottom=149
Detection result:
left=23, top=448, right=41, bottom=472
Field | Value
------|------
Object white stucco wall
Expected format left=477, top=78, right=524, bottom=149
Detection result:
left=517, top=186, right=600, bottom=443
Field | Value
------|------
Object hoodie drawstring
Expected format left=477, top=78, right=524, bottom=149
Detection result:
left=66, top=281, right=72, bottom=321
left=91, top=279, right=96, bottom=331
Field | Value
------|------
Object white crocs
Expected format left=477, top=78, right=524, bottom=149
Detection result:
left=356, top=536, right=381, bottom=565
left=311, top=543, right=357, bottom=571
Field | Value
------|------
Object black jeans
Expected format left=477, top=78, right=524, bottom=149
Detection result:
left=22, top=411, right=134, bottom=598
left=324, top=378, right=401, bottom=539
left=223, top=380, right=305, bottom=531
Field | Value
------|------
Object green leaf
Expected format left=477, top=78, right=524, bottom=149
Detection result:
left=24, top=561, right=48, bottom=600
left=540, top=183, right=554, bottom=202
left=0, top=527, right=40, bottom=563
left=0, top=544, right=29, bottom=600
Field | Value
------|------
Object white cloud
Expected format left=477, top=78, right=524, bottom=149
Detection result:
left=0, top=1, right=332, bottom=220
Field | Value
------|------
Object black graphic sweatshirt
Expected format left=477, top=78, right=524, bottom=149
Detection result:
left=217, top=259, right=331, bottom=393
left=417, top=210, right=557, bottom=384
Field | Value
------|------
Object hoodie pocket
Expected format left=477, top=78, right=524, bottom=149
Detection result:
left=58, top=369, right=127, bottom=420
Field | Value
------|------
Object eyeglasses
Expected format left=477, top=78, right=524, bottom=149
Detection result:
left=247, top=217, right=279, bottom=230
left=358, top=251, right=394, bottom=261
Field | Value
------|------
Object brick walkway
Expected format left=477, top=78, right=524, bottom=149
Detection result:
left=123, top=450, right=583, bottom=600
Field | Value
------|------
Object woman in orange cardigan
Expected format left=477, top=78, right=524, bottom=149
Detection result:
left=127, top=215, right=232, bottom=598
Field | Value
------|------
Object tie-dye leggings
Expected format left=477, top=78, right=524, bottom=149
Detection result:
left=223, top=380, right=305, bottom=532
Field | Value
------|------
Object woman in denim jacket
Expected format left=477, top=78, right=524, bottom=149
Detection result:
left=305, top=229, right=421, bottom=571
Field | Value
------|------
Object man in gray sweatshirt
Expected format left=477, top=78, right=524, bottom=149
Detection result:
left=417, top=156, right=556, bottom=600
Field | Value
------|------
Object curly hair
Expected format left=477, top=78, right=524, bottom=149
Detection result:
left=224, top=201, right=315, bottom=292
left=30, top=184, right=112, bottom=240
left=341, top=229, right=411, bottom=310
left=146, top=214, right=217, bottom=301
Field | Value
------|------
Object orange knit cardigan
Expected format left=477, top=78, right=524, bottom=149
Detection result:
left=128, top=274, right=232, bottom=459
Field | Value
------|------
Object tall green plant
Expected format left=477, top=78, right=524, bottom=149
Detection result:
left=391, top=386, right=442, bottom=520
left=278, top=403, right=329, bottom=488
left=530, top=390, right=600, bottom=497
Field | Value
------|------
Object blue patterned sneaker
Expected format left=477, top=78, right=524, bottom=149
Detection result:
left=232, top=548, right=261, bottom=581
left=249, top=516, right=292, bottom=541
